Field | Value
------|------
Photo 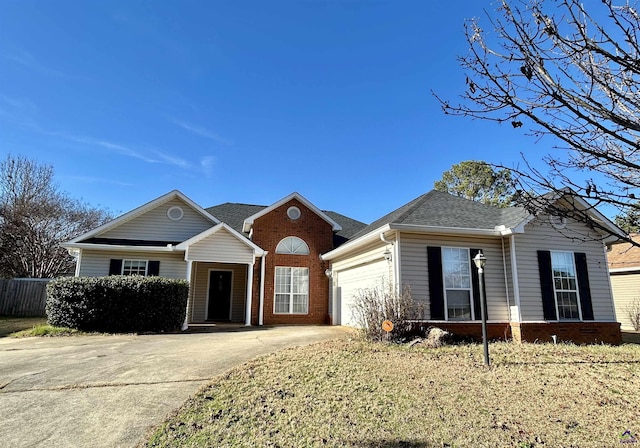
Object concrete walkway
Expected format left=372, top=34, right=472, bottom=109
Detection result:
left=0, top=326, right=351, bottom=448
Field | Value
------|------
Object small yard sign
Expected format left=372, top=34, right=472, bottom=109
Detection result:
left=382, top=320, right=394, bottom=333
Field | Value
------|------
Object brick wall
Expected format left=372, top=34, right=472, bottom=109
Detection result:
left=511, top=322, right=622, bottom=345
left=250, top=198, right=333, bottom=325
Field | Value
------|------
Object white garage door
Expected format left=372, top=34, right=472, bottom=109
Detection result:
left=336, top=259, right=389, bottom=327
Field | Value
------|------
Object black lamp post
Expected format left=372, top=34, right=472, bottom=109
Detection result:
left=473, top=251, right=490, bottom=366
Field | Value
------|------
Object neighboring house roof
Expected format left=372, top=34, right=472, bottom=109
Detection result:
left=206, top=201, right=367, bottom=246
left=349, top=190, right=530, bottom=240
left=608, top=233, right=640, bottom=271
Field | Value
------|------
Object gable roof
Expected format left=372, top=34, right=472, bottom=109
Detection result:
left=176, top=222, right=265, bottom=256
left=493, top=187, right=626, bottom=244
left=349, top=190, right=530, bottom=240
left=240, top=192, right=342, bottom=233
left=67, top=190, right=219, bottom=244
left=206, top=199, right=367, bottom=244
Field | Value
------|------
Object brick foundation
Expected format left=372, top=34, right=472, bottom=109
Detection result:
left=415, top=321, right=622, bottom=345
left=511, top=321, right=622, bottom=345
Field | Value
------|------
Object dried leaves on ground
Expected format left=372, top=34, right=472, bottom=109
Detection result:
left=145, top=339, right=640, bottom=448
left=0, top=316, right=47, bottom=337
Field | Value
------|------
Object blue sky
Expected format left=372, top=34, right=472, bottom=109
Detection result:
left=1, top=0, right=558, bottom=224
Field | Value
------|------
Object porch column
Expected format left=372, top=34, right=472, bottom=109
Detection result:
left=182, top=260, right=193, bottom=331
left=258, top=253, right=267, bottom=325
left=245, top=261, right=254, bottom=326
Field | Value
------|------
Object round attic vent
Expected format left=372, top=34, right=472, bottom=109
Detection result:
left=287, top=206, right=301, bottom=220
left=167, top=206, right=184, bottom=221
left=550, top=215, right=567, bottom=229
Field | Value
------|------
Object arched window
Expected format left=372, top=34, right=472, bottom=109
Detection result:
left=276, top=236, right=310, bottom=255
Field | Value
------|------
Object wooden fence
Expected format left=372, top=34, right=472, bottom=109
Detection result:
left=0, top=278, right=50, bottom=316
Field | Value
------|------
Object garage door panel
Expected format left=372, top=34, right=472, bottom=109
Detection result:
left=337, top=260, right=389, bottom=327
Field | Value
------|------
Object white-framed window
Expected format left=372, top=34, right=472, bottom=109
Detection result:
left=275, top=236, right=310, bottom=255
left=551, top=251, right=581, bottom=320
left=122, top=260, right=148, bottom=276
left=442, top=247, right=473, bottom=320
left=274, top=267, right=309, bottom=314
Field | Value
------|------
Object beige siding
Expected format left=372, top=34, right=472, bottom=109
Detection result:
left=399, top=233, right=510, bottom=321
left=514, top=216, right=616, bottom=321
left=190, top=262, right=247, bottom=322
left=331, top=240, right=394, bottom=282
left=100, top=198, right=214, bottom=242
left=187, top=228, right=254, bottom=264
left=78, top=250, right=186, bottom=278
left=503, top=237, right=515, bottom=308
left=610, top=272, right=640, bottom=330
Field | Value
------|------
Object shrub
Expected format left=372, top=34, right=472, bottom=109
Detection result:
left=46, top=276, right=188, bottom=333
left=351, top=281, right=424, bottom=342
left=626, top=297, right=640, bottom=331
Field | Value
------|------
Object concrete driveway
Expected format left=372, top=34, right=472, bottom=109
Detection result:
left=0, top=325, right=351, bottom=448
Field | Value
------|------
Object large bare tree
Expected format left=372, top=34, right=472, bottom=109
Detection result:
left=0, top=155, right=111, bottom=278
left=437, top=0, right=639, bottom=243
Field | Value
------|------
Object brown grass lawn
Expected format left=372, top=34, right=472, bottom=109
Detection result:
left=144, top=339, right=640, bottom=448
left=0, top=316, right=47, bottom=337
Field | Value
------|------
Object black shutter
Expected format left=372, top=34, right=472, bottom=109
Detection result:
left=427, top=246, right=445, bottom=320
left=109, top=259, right=123, bottom=275
left=148, top=261, right=160, bottom=277
left=537, top=251, right=558, bottom=320
left=470, top=249, right=486, bottom=321
left=574, top=252, right=594, bottom=320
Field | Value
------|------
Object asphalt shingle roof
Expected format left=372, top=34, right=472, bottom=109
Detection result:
left=205, top=202, right=367, bottom=247
left=205, top=203, right=266, bottom=235
left=207, top=191, right=531, bottom=247
left=350, top=190, right=530, bottom=239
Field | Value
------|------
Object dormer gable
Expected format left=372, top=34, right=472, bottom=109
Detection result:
left=242, top=192, right=342, bottom=234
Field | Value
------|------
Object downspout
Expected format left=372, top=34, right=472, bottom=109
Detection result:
left=380, top=232, right=393, bottom=244
left=501, top=237, right=511, bottom=320
left=394, top=231, right=401, bottom=294
left=259, top=252, right=267, bottom=326
left=380, top=232, right=397, bottom=291
left=74, top=249, right=82, bottom=277
left=509, top=234, right=523, bottom=322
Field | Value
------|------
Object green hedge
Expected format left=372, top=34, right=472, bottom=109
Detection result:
left=46, top=276, right=189, bottom=333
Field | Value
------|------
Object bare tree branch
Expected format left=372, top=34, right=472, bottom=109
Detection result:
left=435, top=0, right=640, bottom=245
left=0, top=155, right=112, bottom=278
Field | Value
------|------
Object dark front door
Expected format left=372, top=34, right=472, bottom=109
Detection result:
left=208, top=270, right=232, bottom=321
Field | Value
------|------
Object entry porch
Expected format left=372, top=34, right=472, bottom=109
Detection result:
left=176, top=223, right=265, bottom=328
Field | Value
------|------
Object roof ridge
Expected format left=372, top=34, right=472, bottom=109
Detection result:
left=393, top=191, right=435, bottom=224
left=207, top=202, right=267, bottom=208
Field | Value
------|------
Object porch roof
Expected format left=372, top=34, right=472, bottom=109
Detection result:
left=177, top=223, right=265, bottom=264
